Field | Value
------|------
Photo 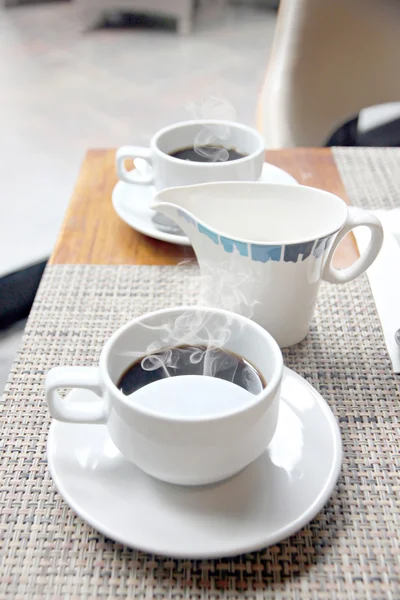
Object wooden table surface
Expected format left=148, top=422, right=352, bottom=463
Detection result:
left=50, top=148, right=358, bottom=268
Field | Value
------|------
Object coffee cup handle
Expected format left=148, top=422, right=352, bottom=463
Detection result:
left=323, top=206, right=384, bottom=284
left=45, top=366, right=107, bottom=424
left=116, top=146, right=153, bottom=185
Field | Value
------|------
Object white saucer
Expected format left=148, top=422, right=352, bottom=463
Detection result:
left=112, top=163, right=298, bottom=246
left=47, top=367, right=342, bottom=558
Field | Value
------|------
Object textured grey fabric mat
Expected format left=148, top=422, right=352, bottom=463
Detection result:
left=333, top=146, right=400, bottom=210
left=1, top=264, right=399, bottom=600
left=1, top=147, right=400, bottom=599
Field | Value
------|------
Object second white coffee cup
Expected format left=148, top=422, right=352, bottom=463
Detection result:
left=115, top=120, right=265, bottom=190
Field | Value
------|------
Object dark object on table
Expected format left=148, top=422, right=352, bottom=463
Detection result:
left=0, top=260, right=47, bottom=329
left=327, top=116, right=400, bottom=147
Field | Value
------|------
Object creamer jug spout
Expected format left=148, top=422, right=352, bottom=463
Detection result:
left=151, top=184, right=212, bottom=245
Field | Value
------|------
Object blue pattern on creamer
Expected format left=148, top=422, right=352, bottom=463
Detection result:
left=312, top=238, right=325, bottom=258
left=284, top=241, right=314, bottom=263
left=220, top=237, right=248, bottom=257
left=177, top=208, right=196, bottom=227
left=250, top=244, right=282, bottom=262
left=177, top=206, right=338, bottom=264
left=198, top=224, right=219, bottom=244
left=312, top=233, right=335, bottom=258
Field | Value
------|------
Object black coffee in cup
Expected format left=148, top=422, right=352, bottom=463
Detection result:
left=118, top=344, right=265, bottom=396
left=169, top=146, right=247, bottom=163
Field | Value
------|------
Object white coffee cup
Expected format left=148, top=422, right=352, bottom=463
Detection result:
left=115, top=120, right=265, bottom=191
left=45, top=306, right=283, bottom=486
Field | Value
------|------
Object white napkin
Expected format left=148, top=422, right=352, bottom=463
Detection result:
left=353, top=208, right=400, bottom=373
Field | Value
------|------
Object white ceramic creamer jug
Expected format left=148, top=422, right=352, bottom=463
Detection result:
left=152, top=182, right=383, bottom=347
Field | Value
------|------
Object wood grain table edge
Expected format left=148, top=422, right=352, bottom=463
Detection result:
left=50, top=147, right=358, bottom=267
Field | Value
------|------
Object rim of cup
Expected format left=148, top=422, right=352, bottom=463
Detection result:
left=150, top=120, right=266, bottom=167
left=100, top=306, right=283, bottom=423
left=153, top=182, right=349, bottom=246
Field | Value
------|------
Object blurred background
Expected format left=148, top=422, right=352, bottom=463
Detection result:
left=0, top=0, right=279, bottom=278
left=0, top=0, right=279, bottom=390
left=1, top=0, right=400, bottom=392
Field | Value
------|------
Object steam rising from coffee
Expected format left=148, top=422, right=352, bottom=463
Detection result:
left=118, top=96, right=261, bottom=394
left=118, top=254, right=262, bottom=395
left=187, top=95, right=237, bottom=162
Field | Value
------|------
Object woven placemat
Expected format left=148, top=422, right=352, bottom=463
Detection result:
left=0, top=148, right=399, bottom=599
left=333, top=146, right=400, bottom=210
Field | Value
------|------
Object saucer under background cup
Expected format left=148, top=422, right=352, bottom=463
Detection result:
left=47, top=367, right=342, bottom=558
left=112, top=163, right=298, bottom=246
